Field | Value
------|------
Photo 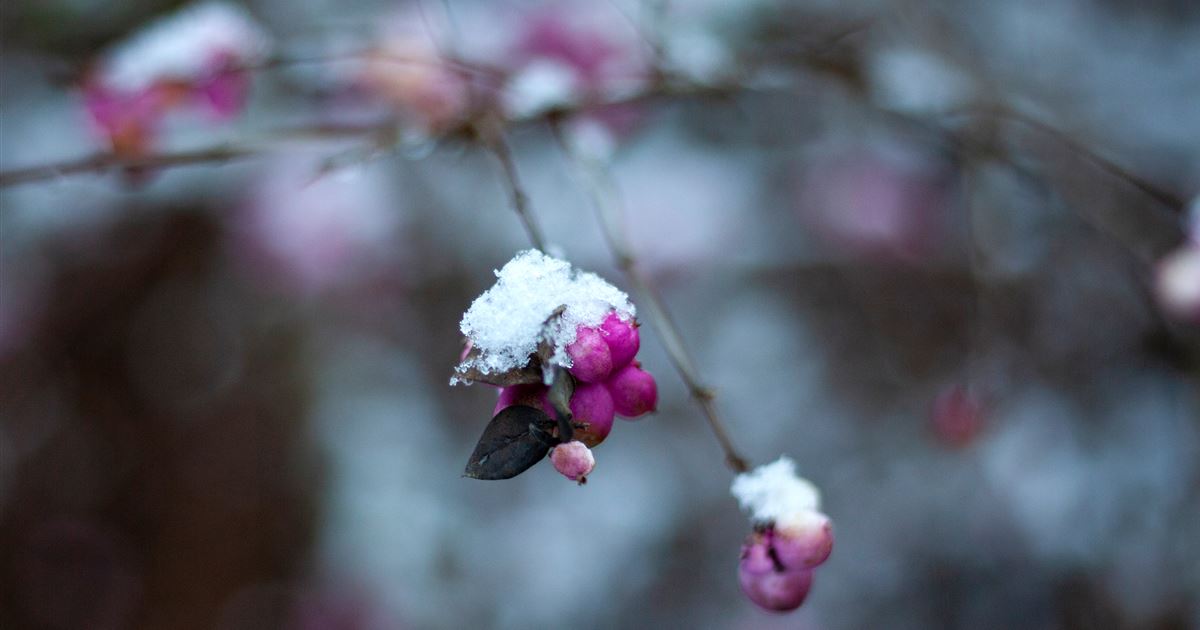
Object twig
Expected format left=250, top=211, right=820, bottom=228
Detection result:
left=550, top=124, right=751, bottom=474
left=477, top=119, right=548, bottom=252
left=0, top=77, right=747, bottom=190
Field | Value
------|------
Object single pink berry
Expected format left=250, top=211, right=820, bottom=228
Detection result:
left=551, top=440, right=595, bottom=483
left=566, top=325, right=613, bottom=383
left=739, top=532, right=776, bottom=576
left=738, top=564, right=814, bottom=613
left=606, top=363, right=657, bottom=419
left=494, top=384, right=556, bottom=418
left=930, top=384, right=985, bottom=448
left=772, top=512, right=833, bottom=571
left=599, top=312, right=640, bottom=370
left=568, top=382, right=615, bottom=447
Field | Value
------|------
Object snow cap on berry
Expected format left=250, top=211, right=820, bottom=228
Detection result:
left=731, top=456, right=821, bottom=525
left=453, top=250, right=635, bottom=385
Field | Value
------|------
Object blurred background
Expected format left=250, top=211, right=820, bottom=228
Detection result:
left=2, top=0, right=1199, bottom=628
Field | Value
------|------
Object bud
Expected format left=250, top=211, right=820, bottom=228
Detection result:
left=568, top=382, right=615, bottom=447
left=773, top=512, right=833, bottom=571
left=606, top=363, right=657, bottom=418
left=738, top=564, right=813, bottom=613
left=551, top=441, right=595, bottom=482
left=599, top=312, right=640, bottom=370
left=566, top=325, right=613, bottom=383
left=494, top=384, right=556, bottom=418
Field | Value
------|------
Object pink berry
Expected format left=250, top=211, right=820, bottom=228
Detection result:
left=739, top=532, right=776, bottom=576
left=773, top=512, right=833, bottom=571
left=738, top=565, right=813, bottom=613
left=551, top=441, right=594, bottom=482
left=494, top=384, right=555, bottom=418
left=606, top=363, right=657, bottom=419
left=568, top=382, right=615, bottom=447
left=566, top=325, right=613, bottom=383
left=599, top=312, right=640, bottom=370
left=930, top=384, right=985, bottom=448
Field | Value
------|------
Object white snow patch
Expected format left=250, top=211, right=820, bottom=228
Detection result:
left=100, top=1, right=271, bottom=91
left=454, top=250, right=634, bottom=384
left=731, top=456, right=821, bottom=526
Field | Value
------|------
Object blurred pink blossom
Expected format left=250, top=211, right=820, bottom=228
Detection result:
left=231, top=157, right=399, bottom=296
left=797, top=143, right=955, bottom=263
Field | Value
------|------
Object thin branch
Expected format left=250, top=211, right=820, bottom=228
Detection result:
left=962, top=105, right=1188, bottom=213
left=0, top=145, right=259, bottom=187
left=550, top=123, right=751, bottom=474
left=0, top=77, right=747, bottom=190
left=478, top=119, right=548, bottom=252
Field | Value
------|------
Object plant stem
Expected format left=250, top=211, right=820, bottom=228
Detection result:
left=552, top=126, right=751, bottom=474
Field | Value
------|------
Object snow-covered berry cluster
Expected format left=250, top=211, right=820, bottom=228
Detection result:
left=82, top=1, right=270, bottom=157
left=455, top=250, right=657, bottom=483
left=731, top=457, right=833, bottom=612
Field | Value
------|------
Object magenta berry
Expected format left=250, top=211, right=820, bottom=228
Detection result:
left=606, top=363, right=657, bottom=418
left=551, top=441, right=594, bottom=482
left=566, top=325, right=613, bottom=383
left=773, top=513, right=833, bottom=571
left=599, top=312, right=639, bottom=370
left=739, top=532, right=776, bottom=576
left=568, top=382, right=615, bottom=447
left=494, top=384, right=555, bottom=418
left=738, top=564, right=814, bottom=613
left=930, top=384, right=984, bottom=448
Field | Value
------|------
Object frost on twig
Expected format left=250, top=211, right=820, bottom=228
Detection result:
left=451, top=249, right=634, bottom=386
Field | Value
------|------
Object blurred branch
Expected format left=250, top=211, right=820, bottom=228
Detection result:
left=2, top=40, right=1187, bottom=229
left=950, top=105, right=1189, bottom=213
left=0, top=76, right=746, bottom=190
left=476, top=118, right=548, bottom=252
left=550, top=123, right=751, bottom=474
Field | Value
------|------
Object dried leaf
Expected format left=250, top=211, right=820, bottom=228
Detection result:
left=546, top=368, right=576, bottom=442
left=454, top=362, right=543, bottom=388
left=463, top=405, right=558, bottom=480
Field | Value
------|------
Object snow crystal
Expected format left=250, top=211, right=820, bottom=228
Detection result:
left=454, top=250, right=634, bottom=384
left=100, top=1, right=271, bottom=91
left=731, top=456, right=821, bottom=526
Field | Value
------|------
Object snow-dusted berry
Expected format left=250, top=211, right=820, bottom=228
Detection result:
left=566, top=325, right=613, bottom=383
left=569, top=382, right=615, bottom=447
left=606, top=363, right=657, bottom=418
left=773, top=512, right=834, bottom=571
left=493, top=384, right=556, bottom=418
left=453, top=250, right=634, bottom=385
left=599, top=311, right=639, bottom=370
left=731, top=456, right=831, bottom=612
left=738, top=564, right=814, bottom=613
left=551, top=441, right=595, bottom=482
